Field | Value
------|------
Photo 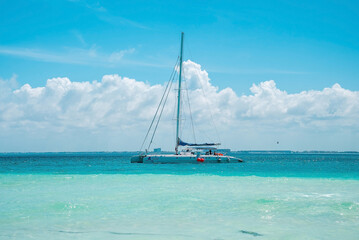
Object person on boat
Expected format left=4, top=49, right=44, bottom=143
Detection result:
left=209, top=150, right=212, bottom=155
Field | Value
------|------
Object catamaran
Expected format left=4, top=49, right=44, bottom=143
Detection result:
left=131, top=33, right=243, bottom=163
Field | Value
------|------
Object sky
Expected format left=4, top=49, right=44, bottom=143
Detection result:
left=0, top=0, right=358, bottom=152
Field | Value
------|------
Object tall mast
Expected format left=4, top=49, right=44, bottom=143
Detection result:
left=175, top=32, right=184, bottom=154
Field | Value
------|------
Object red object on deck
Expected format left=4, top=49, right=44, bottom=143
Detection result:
left=197, top=158, right=204, bottom=162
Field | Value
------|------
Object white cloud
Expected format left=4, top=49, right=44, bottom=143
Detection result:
left=109, top=48, right=135, bottom=62
left=0, top=74, right=18, bottom=96
left=238, top=80, right=359, bottom=128
left=4, top=75, right=163, bottom=130
left=0, top=60, right=358, bottom=151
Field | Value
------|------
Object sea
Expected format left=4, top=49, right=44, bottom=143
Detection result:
left=0, top=152, right=358, bottom=240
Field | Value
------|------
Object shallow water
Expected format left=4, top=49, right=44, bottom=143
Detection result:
left=1, top=152, right=359, bottom=239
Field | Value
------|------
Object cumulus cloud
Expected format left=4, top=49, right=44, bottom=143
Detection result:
left=239, top=80, right=359, bottom=128
left=182, top=60, right=359, bottom=130
left=0, top=60, right=358, bottom=151
left=1, top=75, right=164, bottom=130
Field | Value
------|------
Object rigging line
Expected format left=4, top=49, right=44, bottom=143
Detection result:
left=192, top=61, right=221, bottom=143
left=147, top=71, right=175, bottom=150
left=139, top=77, right=172, bottom=152
left=184, top=36, right=221, bottom=143
left=183, top=77, right=197, bottom=143
left=171, top=72, right=179, bottom=120
left=139, top=56, right=179, bottom=152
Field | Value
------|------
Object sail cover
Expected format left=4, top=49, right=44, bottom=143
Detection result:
left=178, top=138, right=220, bottom=146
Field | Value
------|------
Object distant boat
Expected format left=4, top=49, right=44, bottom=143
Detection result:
left=131, top=33, right=243, bottom=163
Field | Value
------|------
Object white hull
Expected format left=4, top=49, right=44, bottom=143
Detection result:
left=131, top=154, right=243, bottom=163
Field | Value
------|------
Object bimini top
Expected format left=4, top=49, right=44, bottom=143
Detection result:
left=178, top=138, right=221, bottom=147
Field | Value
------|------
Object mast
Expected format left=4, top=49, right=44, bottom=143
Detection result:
left=175, top=32, right=184, bottom=154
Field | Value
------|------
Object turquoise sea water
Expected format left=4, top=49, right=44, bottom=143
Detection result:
left=1, top=152, right=359, bottom=239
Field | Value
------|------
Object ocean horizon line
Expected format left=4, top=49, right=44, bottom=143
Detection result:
left=1, top=150, right=358, bottom=155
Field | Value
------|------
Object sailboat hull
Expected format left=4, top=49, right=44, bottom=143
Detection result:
left=131, top=154, right=243, bottom=164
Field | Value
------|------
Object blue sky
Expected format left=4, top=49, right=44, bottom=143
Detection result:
left=1, top=0, right=358, bottom=93
left=0, top=0, right=358, bottom=151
